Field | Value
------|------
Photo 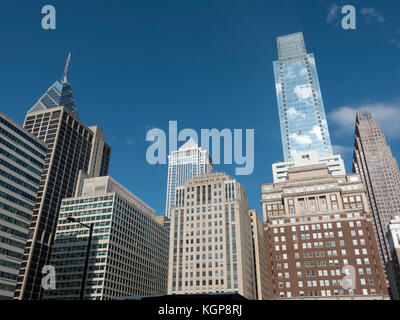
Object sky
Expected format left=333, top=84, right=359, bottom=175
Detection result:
left=1, top=0, right=400, bottom=217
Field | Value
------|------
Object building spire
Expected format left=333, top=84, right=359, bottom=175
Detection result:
left=62, top=53, right=71, bottom=83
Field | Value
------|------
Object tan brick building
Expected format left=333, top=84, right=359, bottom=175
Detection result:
left=249, top=209, right=270, bottom=299
left=167, top=172, right=256, bottom=299
left=261, top=163, right=389, bottom=299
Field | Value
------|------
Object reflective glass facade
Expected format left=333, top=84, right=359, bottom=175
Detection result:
left=273, top=32, right=333, bottom=162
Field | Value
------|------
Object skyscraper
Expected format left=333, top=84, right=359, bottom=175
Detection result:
left=167, top=172, right=256, bottom=299
left=0, top=112, right=47, bottom=300
left=44, top=176, right=169, bottom=300
left=352, top=110, right=400, bottom=297
left=261, top=164, right=388, bottom=299
left=165, top=138, right=212, bottom=218
left=14, top=55, right=111, bottom=300
left=273, top=32, right=333, bottom=162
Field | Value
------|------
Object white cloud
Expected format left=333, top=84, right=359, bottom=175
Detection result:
left=299, top=68, right=308, bottom=76
left=275, top=82, right=282, bottom=95
left=285, top=65, right=296, bottom=79
left=328, top=103, right=400, bottom=139
left=387, top=29, right=400, bottom=48
left=309, top=56, right=316, bottom=67
left=332, top=145, right=353, bottom=155
left=327, top=4, right=340, bottom=24
left=290, top=133, right=312, bottom=145
left=125, top=138, right=135, bottom=146
left=309, top=125, right=323, bottom=141
left=361, top=7, right=385, bottom=24
left=294, top=85, right=312, bottom=100
left=288, top=107, right=305, bottom=118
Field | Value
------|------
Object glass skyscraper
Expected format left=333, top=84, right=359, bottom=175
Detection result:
left=273, top=32, right=333, bottom=162
left=165, top=138, right=212, bottom=218
left=14, top=55, right=111, bottom=300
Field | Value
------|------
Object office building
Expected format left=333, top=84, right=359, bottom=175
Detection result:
left=44, top=176, right=169, bottom=300
left=352, top=109, right=400, bottom=297
left=261, top=164, right=388, bottom=299
left=272, top=150, right=345, bottom=183
left=249, top=209, right=270, bottom=300
left=273, top=32, right=333, bottom=162
left=0, top=113, right=47, bottom=299
left=165, top=138, right=212, bottom=218
left=167, top=172, right=256, bottom=300
left=14, top=55, right=111, bottom=300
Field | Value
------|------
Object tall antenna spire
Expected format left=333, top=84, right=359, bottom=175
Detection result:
left=62, top=53, right=71, bottom=83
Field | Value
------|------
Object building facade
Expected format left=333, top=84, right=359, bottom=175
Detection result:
left=167, top=172, right=256, bottom=299
left=0, top=113, right=47, bottom=299
left=272, top=150, right=345, bottom=183
left=352, top=109, right=400, bottom=297
left=14, top=56, right=111, bottom=300
left=273, top=32, right=333, bottom=162
left=43, top=176, right=169, bottom=300
left=261, top=164, right=388, bottom=299
left=165, top=138, right=212, bottom=218
left=249, top=209, right=270, bottom=300
left=388, top=217, right=400, bottom=300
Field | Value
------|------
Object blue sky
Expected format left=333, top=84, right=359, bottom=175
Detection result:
left=1, top=0, right=400, bottom=216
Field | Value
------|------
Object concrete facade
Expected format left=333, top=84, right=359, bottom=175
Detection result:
left=44, top=176, right=169, bottom=300
left=272, top=150, right=345, bottom=183
left=352, top=109, right=400, bottom=297
left=168, top=172, right=256, bottom=299
left=249, top=209, right=270, bottom=300
left=0, top=112, right=46, bottom=299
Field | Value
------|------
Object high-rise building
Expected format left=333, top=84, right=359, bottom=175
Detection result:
left=272, top=150, right=345, bottom=183
left=261, top=164, right=388, bottom=299
left=273, top=32, right=333, bottom=162
left=249, top=209, right=270, bottom=300
left=165, top=138, right=212, bottom=218
left=0, top=113, right=47, bottom=300
left=167, top=172, right=256, bottom=299
left=44, top=176, right=169, bottom=300
left=14, top=55, right=111, bottom=300
left=388, top=216, right=400, bottom=300
left=352, top=109, right=400, bottom=297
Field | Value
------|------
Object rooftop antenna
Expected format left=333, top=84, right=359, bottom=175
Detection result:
left=62, top=53, right=71, bottom=83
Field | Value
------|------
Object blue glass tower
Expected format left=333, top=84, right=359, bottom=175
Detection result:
left=28, top=53, right=77, bottom=115
left=273, top=32, right=333, bottom=162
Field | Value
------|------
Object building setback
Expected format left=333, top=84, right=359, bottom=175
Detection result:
left=14, top=56, right=111, bottom=300
left=272, top=150, right=345, bottom=183
left=0, top=113, right=47, bottom=300
left=168, top=172, right=256, bottom=300
left=273, top=32, right=333, bottom=162
left=165, top=138, right=212, bottom=218
left=261, top=164, right=388, bottom=299
left=249, top=209, right=270, bottom=300
left=43, top=176, right=169, bottom=300
left=352, top=110, right=400, bottom=297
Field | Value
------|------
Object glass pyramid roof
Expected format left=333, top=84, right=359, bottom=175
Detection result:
left=28, top=54, right=78, bottom=115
